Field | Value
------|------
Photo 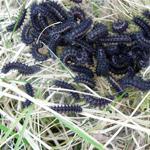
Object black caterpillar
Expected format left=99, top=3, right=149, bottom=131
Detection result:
left=83, top=94, right=113, bottom=107
left=22, top=83, right=34, bottom=107
left=86, top=23, right=108, bottom=42
left=112, top=19, right=128, bottom=33
left=96, top=47, right=109, bottom=76
left=71, top=0, right=82, bottom=3
left=105, top=45, right=120, bottom=56
left=48, top=33, right=61, bottom=57
left=133, top=16, right=150, bottom=37
left=50, top=104, right=82, bottom=113
left=143, top=10, right=150, bottom=20
left=21, top=23, right=35, bottom=44
left=76, top=50, right=89, bottom=65
left=1, top=62, right=41, bottom=75
left=118, top=75, right=150, bottom=91
left=69, top=64, right=94, bottom=78
left=41, top=1, right=69, bottom=22
left=70, top=6, right=85, bottom=21
left=74, top=75, right=95, bottom=89
left=107, top=76, right=127, bottom=97
left=60, top=46, right=78, bottom=65
left=64, top=18, right=92, bottom=43
left=7, top=8, right=27, bottom=32
left=54, top=80, right=80, bottom=100
left=135, top=32, right=150, bottom=48
left=31, top=42, right=48, bottom=61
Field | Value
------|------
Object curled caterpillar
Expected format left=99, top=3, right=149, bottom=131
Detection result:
left=133, top=16, right=150, bottom=37
left=70, top=6, right=85, bottom=21
left=105, top=45, right=120, bottom=56
left=135, top=32, right=150, bottom=48
left=110, top=54, right=131, bottom=69
left=50, top=104, right=82, bottom=113
left=31, top=42, right=48, bottom=61
left=86, top=23, right=108, bottom=41
left=74, top=75, right=96, bottom=89
left=69, top=64, right=94, bottom=78
left=54, top=80, right=80, bottom=100
left=76, top=50, right=89, bottom=65
left=98, top=34, right=132, bottom=43
left=64, top=18, right=92, bottom=43
left=60, top=46, right=78, bottom=65
left=1, top=62, right=41, bottom=75
left=112, top=19, right=128, bottom=33
left=7, top=8, right=27, bottom=32
left=83, top=94, right=113, bottom=107
left=22, top=83, right=34, bottom=107
left=96, top=47, right=109, bottom=76
left=21, top=23, right=34, bottom=44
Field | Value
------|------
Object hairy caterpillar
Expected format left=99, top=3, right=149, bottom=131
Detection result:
left=54, top=80, right=80, bottom=100
left=2, top=62, right=41, bottom=75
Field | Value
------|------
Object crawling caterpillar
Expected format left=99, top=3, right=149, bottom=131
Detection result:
left=74, top=75, right=95, bottom=89
left=50, top=104, right=82, bottom=113
left=22, top=83, right=34, bottom=107
left=54, top=80, right=80, bottom=100
left=83, top=94, right=113, bottom=107
left=64, top=18, right=92, bottom=43
left=1, top=62, right=41, bottom=75
left=96, top=47, right=109, bottom=76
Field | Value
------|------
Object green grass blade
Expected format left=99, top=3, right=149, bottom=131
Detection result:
left=14, top=106, right=33, bottom=150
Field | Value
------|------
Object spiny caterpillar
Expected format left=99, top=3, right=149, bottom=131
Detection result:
left=74, top=75, right=96, bottom=89
left=83, top=94, right=113, bottom=107
left=60, top=46, right=78, bottom=65
left=133, top=16, right=150, bottom=37
left=21, top=23, right=34, bottom=44
left=118, top=75, right=150, bottom=91
left=69, top=64, right=94, bottom=78
left=64, top=18, right=92, bottom=43
left=22, top=83, right=34, bottom=107
left=31, top=42, right=48, bottom=61
left=96, top=47, right=109, bottom=76
left=1, top=62, right=41, bottom=75
left=70, top=6, right=85, bottom=21
left=86, top=23, right=108, bottom=41
left=54, top=80, right=80, bottom=100
left=50, top=104, right=82, bottom=113
left=112, top=19, right=128, bottom=33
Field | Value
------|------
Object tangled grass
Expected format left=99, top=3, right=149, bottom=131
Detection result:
left=0, top=0, right=150, bottom=149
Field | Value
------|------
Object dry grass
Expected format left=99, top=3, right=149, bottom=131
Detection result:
left=0, top=0, right=150, bottom=149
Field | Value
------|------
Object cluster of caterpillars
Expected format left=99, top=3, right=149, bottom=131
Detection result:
left=3, top=0, right=150, bottom=113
